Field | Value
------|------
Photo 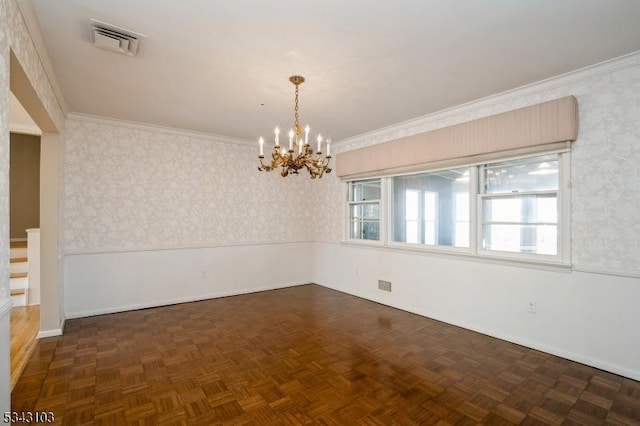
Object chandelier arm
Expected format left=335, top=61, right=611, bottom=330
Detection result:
left=258, top=157, right=273, bottom=172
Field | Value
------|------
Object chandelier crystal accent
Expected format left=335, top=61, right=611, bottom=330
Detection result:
left=258, top=75, right=332, bottom=178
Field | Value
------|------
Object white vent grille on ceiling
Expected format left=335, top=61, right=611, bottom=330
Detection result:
left=90, top=19, right=143, bottom=57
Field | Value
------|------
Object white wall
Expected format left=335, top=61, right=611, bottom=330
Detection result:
left=39, top=133, right=63, bottom=335
left=65, top=242, right=312, bottom=318
left=62, top=115, right=315, bottom=316
left=312, top=242, right=640, bottom=380
left=310, top=53, right=640, bottom=380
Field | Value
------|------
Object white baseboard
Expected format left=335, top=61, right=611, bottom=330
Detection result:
left=65, top=281, right=308, bottom=319
left=314, top=282, right=640, bottom=382
left=37, top=328, right=62, bottom=338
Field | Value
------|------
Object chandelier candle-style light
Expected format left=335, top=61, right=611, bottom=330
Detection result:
left=258, top=75, right=332, bottom=178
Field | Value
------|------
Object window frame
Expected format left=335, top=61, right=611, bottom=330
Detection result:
left=345, top=178, right=384, bottom=244
left=386, top=166, right=474, bottom=255
left=343, top=150, right=571, bottom=266
left=476, top=152, right=568, bottom=263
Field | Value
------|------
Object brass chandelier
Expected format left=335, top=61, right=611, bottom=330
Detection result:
left=258, top=75, right=332, bottom=178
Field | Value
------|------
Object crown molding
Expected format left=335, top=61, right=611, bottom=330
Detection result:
left=15, top=0, right=68, bottom=116
left=336, top=50, right=640, bottom=150
left=67, top=113, right=254, bottom=146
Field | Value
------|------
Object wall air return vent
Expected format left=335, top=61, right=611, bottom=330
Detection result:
left=90, top=19, right=144, bottom=57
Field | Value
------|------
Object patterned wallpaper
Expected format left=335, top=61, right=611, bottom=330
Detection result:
left=1, top=1, right=10, bottom=301
left=3, top=0, right=65, bottom=131
left=0, top=0, right=65, bottom=300
left=63, top=118, right=315, bottom=252
left=570, top=67, right=640, bottom=274
left=312, top=58, right=640, bottom=276
left=307, top=171, right=344, bottom=243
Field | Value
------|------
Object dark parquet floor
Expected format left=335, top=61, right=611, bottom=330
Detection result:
left=11, top=284, right=640, bottom=425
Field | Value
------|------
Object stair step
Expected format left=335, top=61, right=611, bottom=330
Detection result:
left=10, top=288, right=26, bottom=296
left=10, top=276, right=28, bottom=290
left=10, top=272, right=28, bottom=279
left=10, top=247, right=28, bottom=258
left=10, top=241, right=27, bottom=248
left=10, top=262, right=28, bottom=275
left=10, top=257, right=28, bottom=263
left=10, top=291, right=27, bottom=307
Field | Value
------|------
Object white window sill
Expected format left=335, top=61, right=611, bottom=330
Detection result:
left=341, top=238, right=384, bottom=247
left=340, top=239, right=572, bottom=272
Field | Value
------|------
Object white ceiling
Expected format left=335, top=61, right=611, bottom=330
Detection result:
left=29, top=0, right=640, bottom=142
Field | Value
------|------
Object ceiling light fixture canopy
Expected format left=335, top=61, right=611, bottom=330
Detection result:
left=528, top=162, right=558, bottom=175
left=258, top=75, right=332, bottom=178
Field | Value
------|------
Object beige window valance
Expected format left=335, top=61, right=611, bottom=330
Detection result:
left=336, top=96, right=578, bottom=178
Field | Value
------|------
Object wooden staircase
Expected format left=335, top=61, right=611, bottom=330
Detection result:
left=10, top=241, right=29, bottom=306
left=9, top=237, right=40, bottom=391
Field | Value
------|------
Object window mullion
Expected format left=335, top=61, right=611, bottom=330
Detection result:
left=381, top=177, right=389, bottom=246
left=559, top=152, right=571, bottom=262
left=471, top=165, right=479, bottom=255
left=347, top=179, right=382, bottom=242
left=419, top=190, right=425, bottom=244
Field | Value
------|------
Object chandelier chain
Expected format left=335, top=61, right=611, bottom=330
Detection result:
left=294, top=84, right=301, bottom=136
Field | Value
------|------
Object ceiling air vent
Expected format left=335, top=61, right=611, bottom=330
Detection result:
left=90, top=19, right=143, bottom=57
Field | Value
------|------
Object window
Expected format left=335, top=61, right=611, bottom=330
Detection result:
left=345, top=152, right=568, bottom=264
left=391, top=168, right=470, bottom=248
left=479, top=154, right=560, bottom=257
left=348, top=179, right=381, bottom=241
left=402, top=189, right=438, bottom=244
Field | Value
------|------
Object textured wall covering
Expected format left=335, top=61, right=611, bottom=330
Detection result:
left=1, top=0, right=10, bottom=302
left=317, top=56, right=640, bottom=277
left=570, top=67, right=640, bottom=274
left=63, top=117, right=315, bottom=252
left=3, top=0, right=65, bottom=130
left=307, top=171, right=344, bottom=243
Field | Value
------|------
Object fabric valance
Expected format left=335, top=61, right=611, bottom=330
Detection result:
left=336, top=96, right=578, bottom=178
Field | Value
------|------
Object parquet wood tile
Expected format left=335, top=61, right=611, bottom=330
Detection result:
left=11, top=284, right=640, bottom=425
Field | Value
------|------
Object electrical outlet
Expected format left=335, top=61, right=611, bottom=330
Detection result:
left=528, top=301, right=536, bottom=314
left=378, top=280, right=392, bottom=292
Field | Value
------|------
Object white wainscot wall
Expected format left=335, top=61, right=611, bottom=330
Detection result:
left=65, top=242, right=312, bottom=318
left=312, top=242, right=640, bottom=381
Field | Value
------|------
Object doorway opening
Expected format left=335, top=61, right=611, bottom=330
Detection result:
left=6, top=49, right=63, bottom=395
left=8, top=92, right=42, bottom=390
